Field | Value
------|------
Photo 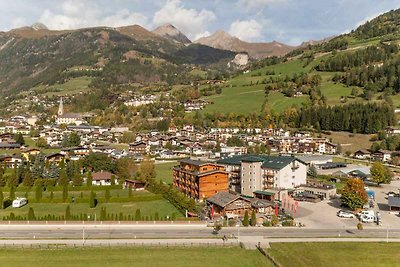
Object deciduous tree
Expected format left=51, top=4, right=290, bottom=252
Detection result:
left=341, top=178, right=368, bottom=210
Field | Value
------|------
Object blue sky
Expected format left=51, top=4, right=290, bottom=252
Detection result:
left=1, top=0, right=400, bottom=45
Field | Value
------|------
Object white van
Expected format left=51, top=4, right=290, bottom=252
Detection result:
left=361, top=214, right=375, bottom=223
left=357, top=210, right=374, bottom=218
left=12, top=198, right=27, bottom=208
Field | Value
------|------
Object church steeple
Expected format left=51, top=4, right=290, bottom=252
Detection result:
left=58, top=97, right=64, bottom=116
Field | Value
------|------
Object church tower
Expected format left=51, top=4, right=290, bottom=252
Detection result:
left=58, top=97, right=64, bottom=116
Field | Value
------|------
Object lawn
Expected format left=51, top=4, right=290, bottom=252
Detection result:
left=268, top=242, right=400, bottom=267
left=155, top=161, right=178, bottom=185
left=0, top=200, right=183, bottom=219
left=0, top=247, right=272, bottom=267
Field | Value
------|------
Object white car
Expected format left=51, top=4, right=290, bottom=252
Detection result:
left=357, top=210, right=374, bottom=218
left=361, top=214, right=375, bottom=223
left=337, top=211, right=355, bottom=218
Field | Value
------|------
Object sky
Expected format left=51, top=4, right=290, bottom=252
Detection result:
left=1, top=0, right=400, bottom=45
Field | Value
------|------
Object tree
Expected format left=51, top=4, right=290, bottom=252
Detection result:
left=28, top=207, right=35, bottom=220
left=243, top=210, right=249, bottom=227
left=82, top=153, right=116, bottom=173
left=14, top=133, right=25, bottom=146
left=58, top=168, right=69, bottom=186
left=36, top=137, right=48, bottom=148
left=67, top=132, right=81, bottom=147
left=65, top=205, right=71, bottom=220
left=105, top=188, right=111, bottom=202
left=0, top=190, right=3, bottom=209
left=62, top=185, right=68, bottom=202
left=135, top=209, right=141, bottom=221
left=22, top=170, right=34, bottom=187
left=86, top=171, right=93, bottom=187
left=308, top=164, right=318, bottom=177
left=0, top=171, right=5, bottom=187
left=72, top=173, right=83, bottom=186
left=9, top=186, right=15, bottom=200
left=370, top=161, right=392, bottom=185
left=341, top=178, right=368, bottom=210
left=250, top=210, right=257, bottom=226
left=89, top=191, right=97, bottom=208
left=35, top=185, right=42, bottom=201
left=139, top=158, right=156, bottom=185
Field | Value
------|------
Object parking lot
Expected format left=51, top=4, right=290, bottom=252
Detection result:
left=294, top=180, right=400, bottom=229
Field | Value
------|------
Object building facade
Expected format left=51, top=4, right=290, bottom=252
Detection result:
left=218, top=155, right=307, bottom=196
left=173, top=159, right=228, bottom=200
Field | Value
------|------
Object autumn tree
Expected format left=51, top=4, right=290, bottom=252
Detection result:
left=370, top=161, right=392, bottom=185
left=341, top=178, right=368, bottom=210
left=139, top=157, right=156, bottom=185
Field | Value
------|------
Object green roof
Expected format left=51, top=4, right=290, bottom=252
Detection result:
left=217, top=154, right=303, bottom=170
left=254, top=190, right=275, bottom=196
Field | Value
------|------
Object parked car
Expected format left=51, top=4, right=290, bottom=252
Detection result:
left=357, top=210, right=374, bottom=218
left=360, top=214, right=375, bottom=223
left=12, top=197, right=27, bottom=208
left=337, top=210, right=355, bottom=218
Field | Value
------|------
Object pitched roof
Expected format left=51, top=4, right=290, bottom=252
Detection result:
left=179, top=158, right=209, bottom=167
left=92, top=171, right=117, bottom=181
left=206, top=191, right=242, bottom=207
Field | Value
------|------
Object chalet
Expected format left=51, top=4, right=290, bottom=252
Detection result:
left=46, top=153, right=66, bottom=163
left=373, top=149, right=392, bottom=162
left=92, top=171, right=118, bottom=186
left=21, top=148, right=41, bottom=161
left=0, top=155, right=23, bottom=168
left=173, top=159, right=228, bottom=200
left=129, top=141, right=148, bottom=155
left=123, top=179, right=146, bottom=190
left=354, top=149, right=371, bottom=160
left=206, top=191, right=253, bottom=217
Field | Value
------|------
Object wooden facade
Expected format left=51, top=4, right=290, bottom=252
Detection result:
left=173, top=159, right=228, bottom=200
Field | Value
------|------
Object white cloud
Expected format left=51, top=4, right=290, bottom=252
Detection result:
left=229, top=19, right=263, bottom=41
left=153, top=0, right=215, bottom=40
left=193, top=31, right=211, bottom=40
left=10, top=17, right=28, bottom=29
left=237, top=0, right=286, bottom=10
left=39, top=0, right=148, bottom=30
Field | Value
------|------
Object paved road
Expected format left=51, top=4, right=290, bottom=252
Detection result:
left=0, top=224, right=400, bottom=239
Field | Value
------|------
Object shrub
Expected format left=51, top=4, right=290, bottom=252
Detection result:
left=243, top=211, right=249, bottom=227
left=271, top=214, right=279, bottom=226
left=89, top=191, right=97, bottom=208
left=357, top=222, right=363, bottom=230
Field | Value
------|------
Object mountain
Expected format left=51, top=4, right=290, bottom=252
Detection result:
left=152, top=23, right=191, bottom=44
left=195, top=30, right=294, bottom=59
left=0, top=25, right=235, bottom=95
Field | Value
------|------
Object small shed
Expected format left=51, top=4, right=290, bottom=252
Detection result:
left=123, top=179, right=145, bottom=190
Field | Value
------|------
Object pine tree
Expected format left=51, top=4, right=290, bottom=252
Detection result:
left=111, top=175, right=116, bottom=186
left=89, top=191, right=97, bottom=208
left=58, top=168, right=69, bottom=186
left=0, top=190, right=3, bottom=209
left=86, top=171, right=93, bottom=187
left=35, top=185, right=42, bottom=201
left=0, top=171, right=6, bottom=187
left=62, top=185, right=68, bottom=202
left=72, top=173, right=83, bottom=186
left=243, top=210, right=249, bottom=227
left=105, top=188, right=111, bottom=202
left=28, top=207, right=35, bottom=220
left=22, top=170, right=34, bottom=187
left=15, top=133, right=25, bottom=146
left=65, top=205, right=71, bottom=220
left=9, top=186, right=15, bottom=200
left=135, top=209, right=141, bottom=221
left=250, top=210, right=257, bottom=226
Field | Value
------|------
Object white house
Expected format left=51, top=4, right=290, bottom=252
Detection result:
left=92, top=171, right=119, bottom=186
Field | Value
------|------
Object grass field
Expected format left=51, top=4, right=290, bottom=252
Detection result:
left=0, top=200, right=182, bottom=219
left=268, top=242, right=400, bottom=267
left=322, top=131, right=374, bottom=153
left=155, top=161, right=178, bottom=185
left=0, top=247, right=272, bottom=267
left=32, top=77, right=92, bottom=96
